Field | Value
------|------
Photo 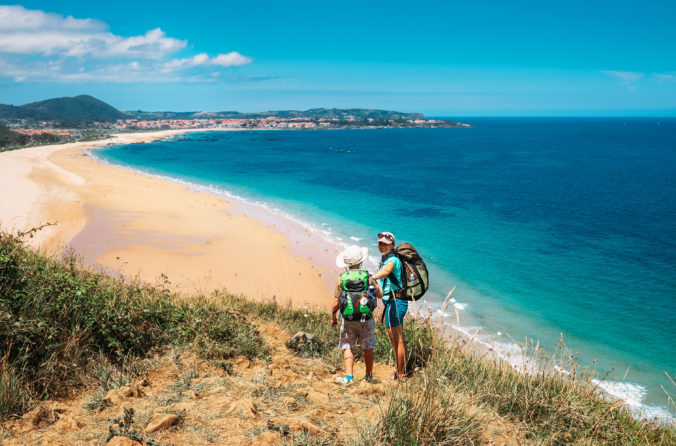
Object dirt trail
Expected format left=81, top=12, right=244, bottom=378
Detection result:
left=1, top=322, right=396, bottom=445
left=2, top=318, right=532, bottom=446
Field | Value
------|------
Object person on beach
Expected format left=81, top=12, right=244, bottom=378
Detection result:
left=372, top=231, right=408, bottom=380
left=331, top=245, right=382, bottom=385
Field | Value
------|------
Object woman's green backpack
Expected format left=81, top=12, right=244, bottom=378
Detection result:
left=389, top=243, right=429, bottom=301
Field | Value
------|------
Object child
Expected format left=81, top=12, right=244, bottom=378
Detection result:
left=331, top=245, right=382, bottom=385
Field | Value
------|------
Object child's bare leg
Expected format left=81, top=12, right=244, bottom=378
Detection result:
left=343, top=348, right=354, bottom=377
left=364, top=349, right=374, bottom=375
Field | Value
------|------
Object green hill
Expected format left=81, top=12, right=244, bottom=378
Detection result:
left=20, top=95, right=126, bottom=121
left=0, top=104, right=48, bottom=121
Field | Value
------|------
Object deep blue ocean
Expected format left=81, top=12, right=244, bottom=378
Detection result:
left=97, top=118, right=675, bottom=418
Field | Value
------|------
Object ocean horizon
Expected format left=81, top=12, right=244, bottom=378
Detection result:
left=95, top=117, right=676, bottom=421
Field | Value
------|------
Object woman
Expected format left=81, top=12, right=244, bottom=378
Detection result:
left=372, top=231, right=407, bottom=380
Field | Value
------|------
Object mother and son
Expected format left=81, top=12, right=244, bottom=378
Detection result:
left=330, top=231, right=408, bottom=385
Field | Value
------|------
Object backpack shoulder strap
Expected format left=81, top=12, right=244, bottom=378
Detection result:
left=382, top=254, right=402, bottom=289
left=357, top=269, right=369, bottom=290
left=340, top=270, right=349, bottom=290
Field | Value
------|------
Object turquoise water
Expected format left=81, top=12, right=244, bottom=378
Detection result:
left=96, top=119, right=675, bottom=418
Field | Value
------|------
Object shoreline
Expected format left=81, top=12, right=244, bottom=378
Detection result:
left=0, top=129, right=334, bottom=309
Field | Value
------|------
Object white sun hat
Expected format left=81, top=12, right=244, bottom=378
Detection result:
left=336, top=245, right=369, bottom=268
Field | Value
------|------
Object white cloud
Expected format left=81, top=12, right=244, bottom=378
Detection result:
left=0, top=5, right=106, bottom=32
left=602, top=70, right=647, bottom=90
left=162, top=52, right=252, bottom=71
left=163, top=53, right=211, bottom=70
left=211, top=52, right=252, bottom=67
left=653, top=72, right=676, bottom=82
left=0, top=6, right=185, bottom=58
left=602, top=71, right=644, bottom=83
left=0, top=5, right=253, bottom=83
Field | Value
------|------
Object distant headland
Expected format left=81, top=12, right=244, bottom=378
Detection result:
left=0, top=95, right=470, bottom=150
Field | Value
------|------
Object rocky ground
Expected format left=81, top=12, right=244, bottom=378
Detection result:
left=1, top=323, right=400, bottom=446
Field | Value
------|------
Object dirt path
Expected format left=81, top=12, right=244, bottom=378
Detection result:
left=2, top=322, right=396, bottom=445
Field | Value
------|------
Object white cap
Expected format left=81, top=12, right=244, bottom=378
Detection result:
left=377, top=231, right=395, bottom=244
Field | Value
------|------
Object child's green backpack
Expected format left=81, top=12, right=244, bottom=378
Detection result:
left=339, top=270, right=377, bottom=321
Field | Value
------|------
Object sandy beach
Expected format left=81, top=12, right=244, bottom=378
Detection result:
left=0, top=130, right=334, bottom=308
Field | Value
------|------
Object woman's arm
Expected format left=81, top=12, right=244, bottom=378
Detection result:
left=372, top=261, right=395, bottom=280
left=369, top=277, right=384, bottom=299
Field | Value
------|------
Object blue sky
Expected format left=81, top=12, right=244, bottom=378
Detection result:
left=1, top=1, right=675, bottom=116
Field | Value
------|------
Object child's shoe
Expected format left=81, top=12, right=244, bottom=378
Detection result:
left=336, top=376, right=353, bottom=386
left=364, top=373, right=373, bottom=383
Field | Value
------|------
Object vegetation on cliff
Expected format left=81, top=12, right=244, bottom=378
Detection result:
left=0, top=229, right=673, bottom=444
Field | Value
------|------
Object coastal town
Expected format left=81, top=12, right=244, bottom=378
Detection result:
left=0, top=96, right=470, bottom=149
left=8, top=114, right=468, bottom=138
left=112, top=115, right=467, bottom=130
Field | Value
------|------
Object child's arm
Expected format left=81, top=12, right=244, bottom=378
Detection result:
left=331, top=297, right=340, bottom=326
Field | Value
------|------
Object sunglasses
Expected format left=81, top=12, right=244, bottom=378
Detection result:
left=377, top=233, right=394, bottom=242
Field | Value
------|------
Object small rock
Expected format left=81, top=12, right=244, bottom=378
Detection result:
left=226, top=400, right=258, bottom=418
left=258, top=430, right=282, bottom=444
left=234, top=357, right=250, bottom=369
left=295, top=418, right=325, bottom=435
left=288, top=331, right=316, bottom=345
left=107, top=436, right=143, bottom=446
left=18, top=406, right=58, bottom=433
left=285, top=331, right=320, bottom=356
left=168, top=401, right=193, bottom=412
left=282, top=396, right=297, bottom=405
left=145, top=413, right=179, bottom=433
left=273, top=416, right=325, bottom=436
left=306, top=390, right=328, bottom=405
left=54, top=414, right=83, bottom=432
left=103, top=385, right=141, bottom=406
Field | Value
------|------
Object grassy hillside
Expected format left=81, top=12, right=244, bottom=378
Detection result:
left=0, top=229, right=674, bottom=444
left=0, top=95, right=126, bottom=126
left=0, top=104, right=48, bottom=121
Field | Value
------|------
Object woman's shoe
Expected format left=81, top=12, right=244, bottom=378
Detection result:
left=389, top=371, right=407, bottom=381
